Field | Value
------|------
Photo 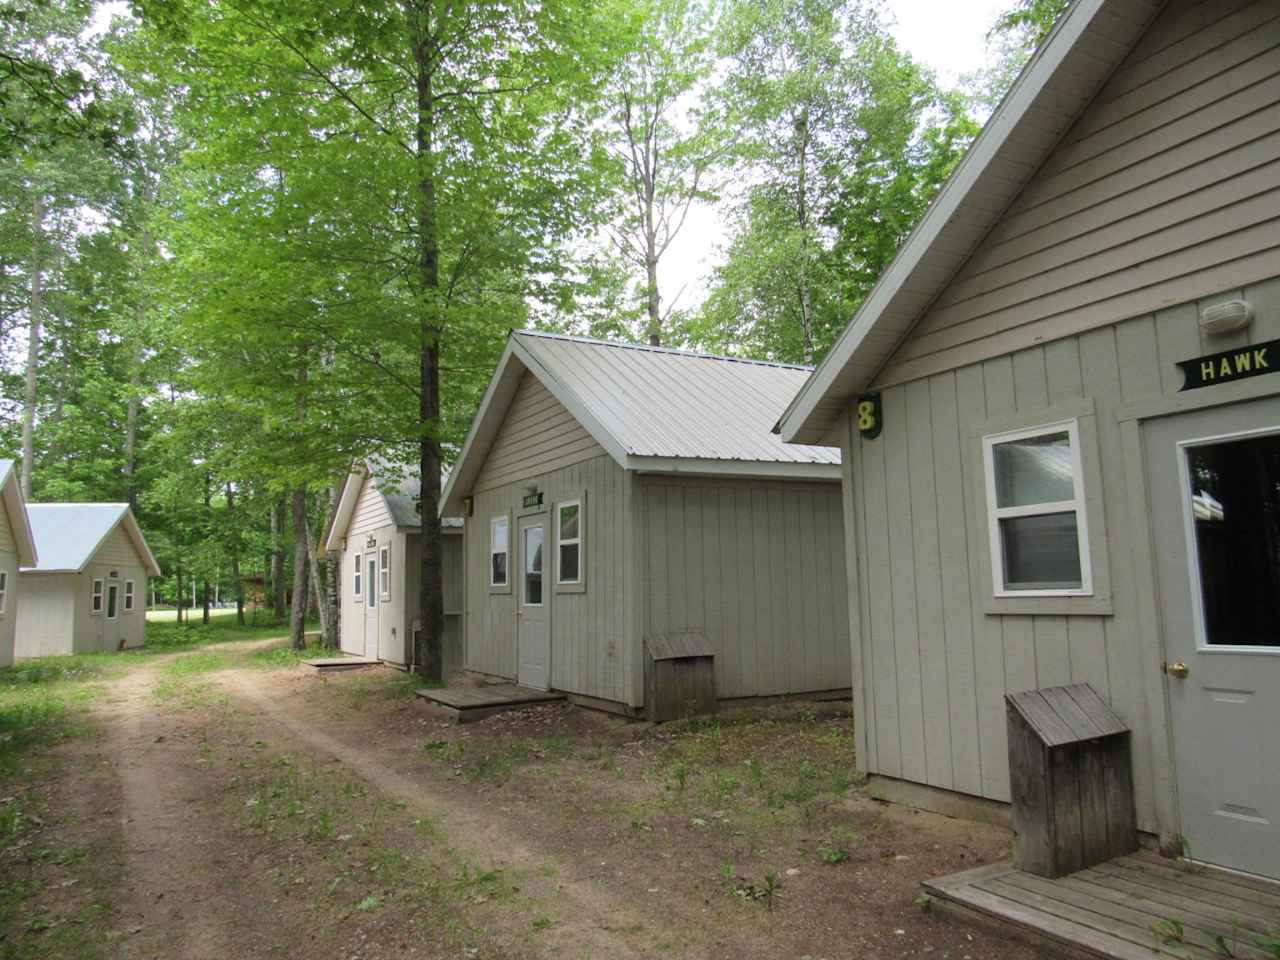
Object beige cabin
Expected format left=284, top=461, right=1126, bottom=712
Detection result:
left=322, top=464, right=463, bottom=670
left=778, top=0, right=1280, bottom=882
left=0, top=460, right=38, bottom=669
left=16, top=504, right=160, bottom=656
left=442, top=330, right=850, bottom=717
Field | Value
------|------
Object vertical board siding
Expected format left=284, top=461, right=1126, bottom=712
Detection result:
left=464, top=454, right=630, bottom=705
left=871, top=1, right=1280, bottom=387
left=847, top=272, right=1280, bottom=831
left=640, top=476, right=850, bottom=701
left=14, top=575, right=77, bottom=657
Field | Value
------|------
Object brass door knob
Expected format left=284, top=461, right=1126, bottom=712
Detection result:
left=1165, top=660, right=1190, bottom=680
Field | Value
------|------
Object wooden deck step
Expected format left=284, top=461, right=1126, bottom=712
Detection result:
left=302, top=656, right=380, bottom=673
left=415, top=684, right=564, bottom=723
left=924, top=854, right=1280, bottom=960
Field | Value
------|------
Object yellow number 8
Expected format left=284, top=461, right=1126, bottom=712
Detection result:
left=857, top=400, right=877, bottom=431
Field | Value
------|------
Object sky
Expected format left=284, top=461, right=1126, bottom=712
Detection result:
left=661, top=0, right=1009, bottom=318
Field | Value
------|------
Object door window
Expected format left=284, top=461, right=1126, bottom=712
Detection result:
left=1184, top=430, right=1280, bottom=649
left=523, top=525, right=544, bottom=606
left=107, top=584, right=119, bottom=620
left=367, top=556, right=377, bottom=608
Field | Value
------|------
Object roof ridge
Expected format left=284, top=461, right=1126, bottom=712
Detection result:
left=512, top=329, right=814, bottom=373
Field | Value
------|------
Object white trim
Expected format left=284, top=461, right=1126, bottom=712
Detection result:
left=353, top=551, right=362, bottom=598
left=124, top=579, right=135, bottom=612
left=0, top=570, right=7, bottom=615
left=91, top=578, right=104, bottom=614
left=521, top=520, right=545, bottom=608
left=378, top=545, right=391, bottom=599
left=982, top=419, right=1093, bottom=598
left=106, top=582, right=120, bottom=621
left=490, top=515, right=510, bottom=587
left=1176, top=423, right=1280, bottom=657
left=626, top=455, right=840, bottom=481
left=556, top=499, right=582, bottom=586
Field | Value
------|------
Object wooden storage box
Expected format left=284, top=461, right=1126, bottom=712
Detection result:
left=1006, top=683, right=1138, bottom=878
left=644, top=632, right=716, bottom=723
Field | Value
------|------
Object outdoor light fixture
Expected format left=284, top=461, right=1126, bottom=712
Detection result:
left=1199, top=299, right=1253, bottom=335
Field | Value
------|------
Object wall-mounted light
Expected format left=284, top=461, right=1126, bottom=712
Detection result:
left=462, top=496, right=474, bottom=517
left=1199, top=299, right=1253, bottom=335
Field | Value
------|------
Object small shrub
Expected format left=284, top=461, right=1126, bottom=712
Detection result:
left=819, top=846, right=849, bottom=865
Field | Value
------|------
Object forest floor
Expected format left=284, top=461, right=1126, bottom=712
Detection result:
left=0, top=636, right=1044, bottom=960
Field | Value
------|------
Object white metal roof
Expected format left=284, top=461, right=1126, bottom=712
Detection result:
left=777, top=0, right=1165, bottom=445
left=0, top=460, right=37, bottom=567
left=22, top=503, right=161, bottom=576
left=443, top=331, right=841, bottom=515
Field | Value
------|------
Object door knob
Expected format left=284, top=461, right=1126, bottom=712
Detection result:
left=1164, top=660, right=1190, bottom=680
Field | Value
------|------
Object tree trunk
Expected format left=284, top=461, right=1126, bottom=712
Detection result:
left=413, top=4, right=445, bottom=683
left=794, top=107, right=815, bottom=365
left=20, top=195, right=44, bottom=499
left=290, top=486, right=309, bottom=650
left=175, top=558, right=184, bottom=626
left=645, top=253, right=661, bottom=346
left=272, top=499, right=287, bottom=619
left=227, top=484, right=245, bottom=625
left=325, top=484, right=340, bottom=648
left=302, top=516, right=332, bottom=646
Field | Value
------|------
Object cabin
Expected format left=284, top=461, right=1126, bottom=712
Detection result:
left=441, top=330, right=850, bottom=718
left=0, top=460, right=38, bottom=669
left=16, top=504, right=160, bottom=656
left=321, top=463, right=464, bottom=671
left=777, top=0, right=1280, bottom=884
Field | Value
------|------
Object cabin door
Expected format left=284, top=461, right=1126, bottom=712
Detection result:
left=364, top=554, right=379, bottom=659
left=1145, top=400, right=1280, bottom=880
left=516, top=514, right=549, bottom=690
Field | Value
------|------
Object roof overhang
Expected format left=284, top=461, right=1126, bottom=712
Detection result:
left=777, top=0, right=1165, bottom=446
left=117, top=509, right=162, bottom=577
left=320, top=470, right=368, bottom=552
left=627, top=456, right=841, bottom=482
left=0, top=464, right=37, bottom=567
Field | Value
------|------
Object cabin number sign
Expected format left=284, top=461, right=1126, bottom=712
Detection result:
left=1178, top=339, right=1280, bottom=391
left=856, top=393, right=882, bottom=439
left=522, top=491, right=544, bottom=509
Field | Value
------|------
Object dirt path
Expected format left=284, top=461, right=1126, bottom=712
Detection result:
left=225, top=669, right=668, bottom=959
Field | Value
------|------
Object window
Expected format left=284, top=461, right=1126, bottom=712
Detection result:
left=0, top=571, right=7, bottom=615
left=124, top=580, right=135, bottom=612
left=106, top=583, right=119, bottom=620
left=557, top=500, right=581, bottom=585
left=379, top=546, right=390, bottom=598
left=490, top=516, right=509, bottom=587
left=92, top=578, right=104, bottom=613
left=983, top=420, right=1092, bottom=596
left=523, top=524, right=544, bottom=605
left=353, top=553, right=362, bottom=598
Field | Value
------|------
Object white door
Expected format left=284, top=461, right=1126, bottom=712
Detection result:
left=364, top=554, right=379, bottom=659
left=517, top=514, right=549, bottom=690
left=1145, top=400, right=1280, bottom=880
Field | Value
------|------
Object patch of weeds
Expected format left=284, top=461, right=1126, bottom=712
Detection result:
left=248, top=644, right=340, bottom=670
left=667, top=759, right=688, bottom=793
left=355, top=895, right=382, bottom=912
left=0, top=657, right=118, bottom=774
left=818, top=846, right=849, bottom=865
left=465, top=754, right=512, bottom=783
left=151, top=675, right=222, bottom=708
left=730, top=871, right=782, bottom=911
left=745, top=757, right=764, bottom=789
left=531, top=916, right=553, bottom=930
left=162, top=651, right=234, bottom=677
left=540, top=736, right=572, bottom=759
left=1153, top=918, right=1185, bottom=948
left=698, top=770, right=740, bottom=806
left=1255, top=934, right=1280, bottom=959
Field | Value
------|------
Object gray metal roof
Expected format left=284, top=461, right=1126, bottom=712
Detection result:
left=22, top=503, right=161, bottom=576
left=442, top=331, right=841, bottom=515
left=322, top=461, right=462, bottom=551
left=778, top=0, right=1164, bottom=445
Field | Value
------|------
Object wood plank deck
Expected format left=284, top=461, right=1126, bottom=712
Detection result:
left=923, top=852, right=1280, bottom=960
left=302, top=656, right=380, bottom=673
left=416, top=684, right=564, bottom=723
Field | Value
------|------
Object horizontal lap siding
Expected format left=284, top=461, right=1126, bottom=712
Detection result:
left=94, top=526, right=143, bottom=569
left=473, top=373, right=604, bottom=492
left=874, top=0, right=1280, bottom=388
left=349, top=477, right=393, bottom=537
left=640, top=477, right=850, bottom=700
left=0, top=506, right=12, bottom=555
left=850, top=274, right=1280, bottom=832
left=465, top=453, right=630, bottom=705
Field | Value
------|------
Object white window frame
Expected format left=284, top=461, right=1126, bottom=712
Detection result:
left=92, top=578, right=105, bottom=614
left=378, top=545, right=391, bottom=599
left=490, top=515, right=510, bottom=588
left=353, top=552, right=362, bottom=598
left=0, top=571, right=7, bottom=615
left=556, top=499, right=582, bottom=586
left=106, top=582, right=120, bottom=621
left=124, top=580, right=135, bottom=612
left=982, top=418, right=1093, bottom=598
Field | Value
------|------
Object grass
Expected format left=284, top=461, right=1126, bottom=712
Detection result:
left=146, top=611, right=310, bottom=652
left=247, top=643, right=340, bottom=670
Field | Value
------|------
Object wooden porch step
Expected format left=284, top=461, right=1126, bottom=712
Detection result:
left=302, top=656, right=380, bottom=673
left=415, top=684, right=564, bottom=723
left=923, top=853, right=1280, bottom=960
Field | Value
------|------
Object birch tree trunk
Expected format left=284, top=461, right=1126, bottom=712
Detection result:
left=272, top=499, right=287, bottom=619
left=20, top=195, right=44, bottom=499
left=302, top=516, right=332, bottom=646
left=325, top=484, right=340, bottom=648
left=290, top=486, right=309, bottom=650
